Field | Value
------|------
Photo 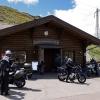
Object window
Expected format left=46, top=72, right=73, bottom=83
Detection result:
left=64, top=51, right=75, bottom=61
left=13, top=51, right=26, bottom=63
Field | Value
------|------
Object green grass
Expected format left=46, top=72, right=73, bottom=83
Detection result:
left=87, top=45, right=100, bottom=61
left=0, top=5, right=40, bottom=24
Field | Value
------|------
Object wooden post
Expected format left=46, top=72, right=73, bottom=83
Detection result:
left=82, top=43, right=87, bottom=67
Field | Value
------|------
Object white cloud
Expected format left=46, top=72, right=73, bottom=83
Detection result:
left=53, top=0, right=100, bottom=37
left=7, top=0, right=39, bottom=5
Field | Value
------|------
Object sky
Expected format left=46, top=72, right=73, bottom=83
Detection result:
left=0, top=0, right=100, bottom=36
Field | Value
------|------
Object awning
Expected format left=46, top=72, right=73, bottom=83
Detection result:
left=35, top=44, right=61, bottom=49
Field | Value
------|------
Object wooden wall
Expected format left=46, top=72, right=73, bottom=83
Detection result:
left=0, top=30, right=37, bottom=62
left=0, top=23, right=85, bottom=64
left=60, top=30, right=84, bottom=64
left=33, top=24, right=84, bottom=64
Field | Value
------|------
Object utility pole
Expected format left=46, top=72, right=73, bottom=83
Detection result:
left=94, top=8, right=100, bottom=39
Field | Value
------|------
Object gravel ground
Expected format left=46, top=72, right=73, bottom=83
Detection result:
left=0, top=73, right=100, bottom=100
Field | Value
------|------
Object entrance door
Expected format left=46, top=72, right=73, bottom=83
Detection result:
left=44, top=48, right=61, bottom=72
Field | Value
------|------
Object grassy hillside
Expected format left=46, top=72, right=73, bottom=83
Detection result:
left=87, top=45, right=100, bottom=61
left=0, top=5, right=40, bottom=24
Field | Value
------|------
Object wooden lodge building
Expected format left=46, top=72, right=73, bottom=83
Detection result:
left=0, top=15, right=100, bottom=72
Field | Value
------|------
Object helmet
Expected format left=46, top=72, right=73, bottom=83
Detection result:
left=65, top=56, right=68, bottom=60
left=67, top=58, right=72, bottom=62
left=5, top=50, right=12, bottom=55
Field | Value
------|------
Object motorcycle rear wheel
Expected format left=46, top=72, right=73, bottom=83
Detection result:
left=78, top=74, right=86, bottom=83
left=15, top=79, right=26, bottom=88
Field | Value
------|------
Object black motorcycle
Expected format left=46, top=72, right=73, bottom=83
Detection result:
left=68, top=65, right=86, bottom=83
left=9, top=68, right=26, bottom=88
left=57, top=65, right=86, bottom=83
left=9, top=63, right=26, bottom=88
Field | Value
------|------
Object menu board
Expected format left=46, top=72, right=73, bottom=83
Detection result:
left=32, top=61, right=38, bottom=71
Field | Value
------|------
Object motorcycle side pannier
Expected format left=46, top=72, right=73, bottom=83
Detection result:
left=14, top=70, right=24, bottom=79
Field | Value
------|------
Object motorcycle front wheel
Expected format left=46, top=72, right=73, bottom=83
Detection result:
left=15, top=78, right=26, bottom=88
left=77, top=74, right=86, bottom=83
left=57, top=73, right=67, bottom=81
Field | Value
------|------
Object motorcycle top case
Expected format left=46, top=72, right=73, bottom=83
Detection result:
left=14, top=70, right=24, bottom=79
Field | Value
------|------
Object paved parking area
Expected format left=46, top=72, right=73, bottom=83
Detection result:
left=0, top=73, right=100, bottom=100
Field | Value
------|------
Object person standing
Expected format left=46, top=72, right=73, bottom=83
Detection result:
left=65, top=57, right=74, bottom=82
left=0, top=50, right=12, bottom=95
left=38, top=61, right=45, bottom=74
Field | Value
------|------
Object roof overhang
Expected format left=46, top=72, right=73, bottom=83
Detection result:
left=0, top=15, right=100, bottom=46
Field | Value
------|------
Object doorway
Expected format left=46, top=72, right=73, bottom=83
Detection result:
left=44, top=48, right=61, bottom=72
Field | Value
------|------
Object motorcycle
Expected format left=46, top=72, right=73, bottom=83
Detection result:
left=9, top=63, right=26, bottom=88
left=57, top=65, right=86, bottom=83
left=67, top=65, right=86, bottom=83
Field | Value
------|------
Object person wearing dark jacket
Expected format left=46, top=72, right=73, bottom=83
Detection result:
left=0, top=50, right=12, bottom=95
left=38, top=61, right=45, bottom=74
left=65, top=57, right=74, bottom=82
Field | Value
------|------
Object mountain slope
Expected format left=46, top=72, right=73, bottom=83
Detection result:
left=0, top=5, right=40, bottom=24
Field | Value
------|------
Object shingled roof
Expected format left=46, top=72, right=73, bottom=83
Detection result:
left=0, top=15, right=100, bottom=45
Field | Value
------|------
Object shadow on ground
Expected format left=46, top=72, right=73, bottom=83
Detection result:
left=31, top=73, right=58, bottom=80
left=5, top=86, right=42, bottom=100
left=10, top=86, right=42, bottom=92
left=5, top=90, right=25, bottom=100
left=31, top=72, right=100, bottom=81
left=65, top=81, right=90, bottom=86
